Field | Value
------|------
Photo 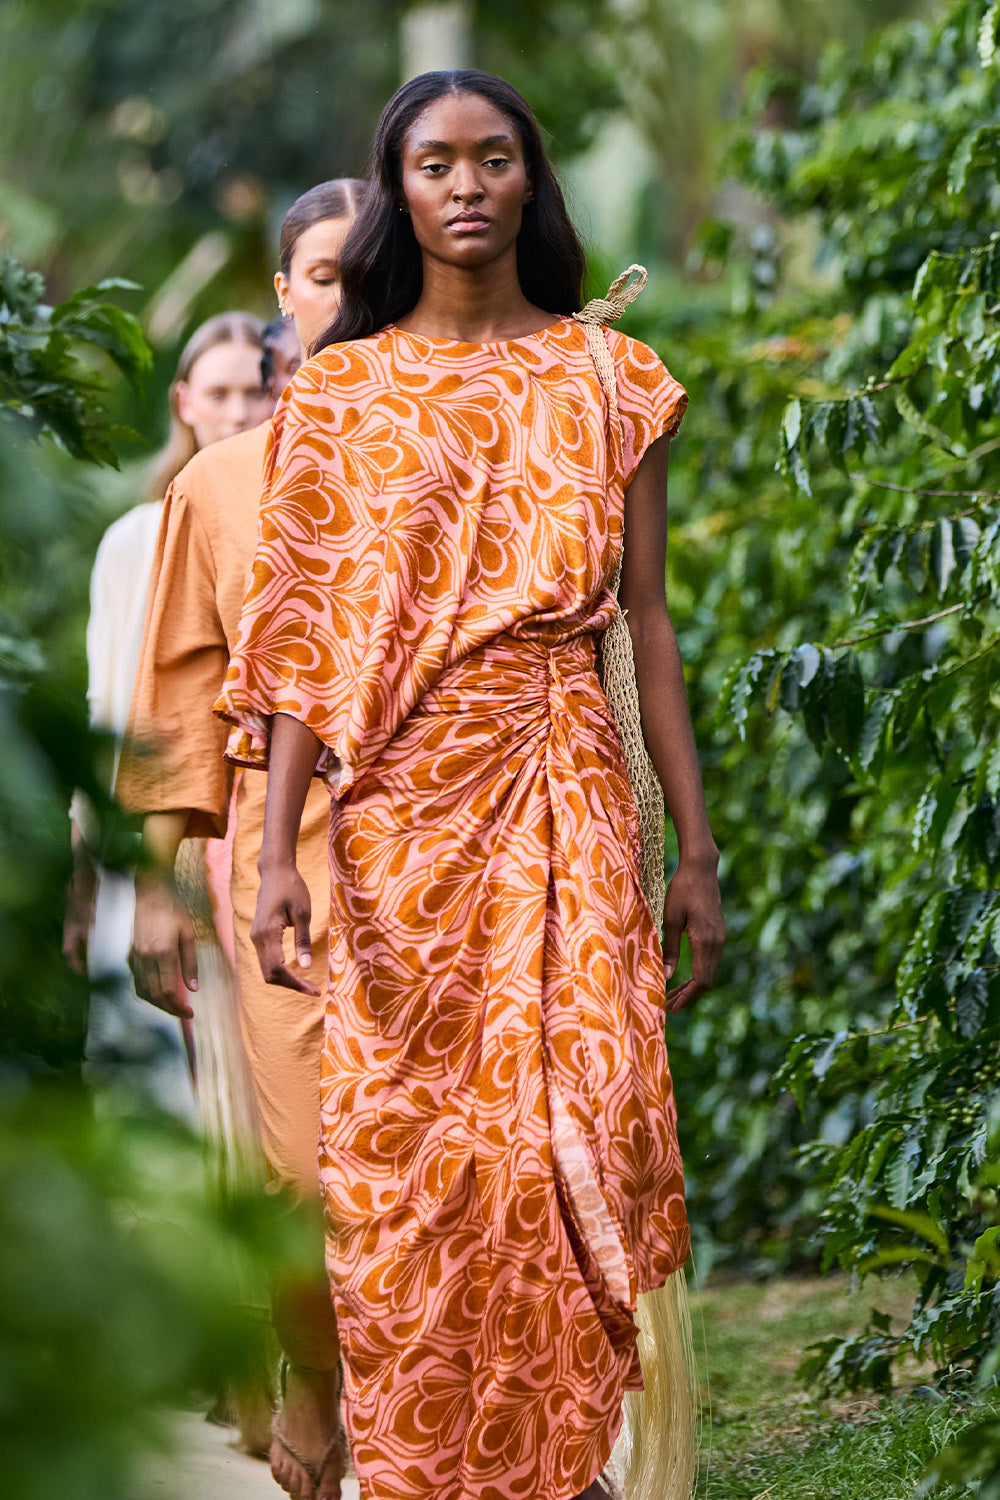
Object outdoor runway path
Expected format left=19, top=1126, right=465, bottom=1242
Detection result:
left=140, top=1410, right=361, bottom=1500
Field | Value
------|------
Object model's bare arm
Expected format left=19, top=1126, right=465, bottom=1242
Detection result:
left=619, top=432, right=726, bottom=1011
left=252, top=712, right=322, bottom=996
left=129, top=810, right=199, bottom=1019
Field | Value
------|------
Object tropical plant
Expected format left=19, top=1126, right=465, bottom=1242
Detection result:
left=0, top=255, right=151, bottom=1069
left=697, top=0, right=1000, bottom=1392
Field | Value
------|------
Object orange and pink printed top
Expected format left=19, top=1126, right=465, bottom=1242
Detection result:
left=216, top=316, right=686, bottom=798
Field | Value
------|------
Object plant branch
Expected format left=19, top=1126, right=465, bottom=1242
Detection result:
left=867, top=364, right=928, bottom=392
left=847, top=474, right=1000, bottom=502
left=835, top=602, right=968, bottom=647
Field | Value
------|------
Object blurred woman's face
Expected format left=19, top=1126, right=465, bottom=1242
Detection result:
left=274, top=215, right=353, bottom=358
left=174, top=340, right=272, bottom=450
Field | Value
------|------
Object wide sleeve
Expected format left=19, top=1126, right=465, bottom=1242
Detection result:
left=116, top=480, right=232, bottom=838
left=214, top=367, right=356, bottom=790
left=609, top=331, right=688, bottom=489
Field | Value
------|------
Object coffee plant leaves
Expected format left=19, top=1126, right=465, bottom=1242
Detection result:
left=637, top=0, right=1000, bottom=1440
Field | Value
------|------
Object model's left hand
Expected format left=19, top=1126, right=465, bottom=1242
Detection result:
left=662, top=858, right=726, bottom=1013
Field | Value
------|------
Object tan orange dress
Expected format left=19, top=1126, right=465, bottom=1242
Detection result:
left=217, top=318, right=690, bottom=1500
left=117, top=425, right=334, bottom=1202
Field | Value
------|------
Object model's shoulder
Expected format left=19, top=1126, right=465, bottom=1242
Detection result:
left=180, top=423, right=269, bottom=485
left=605, top=327, right=666, bottom=369
left=171, top=423, right=269, bottom=513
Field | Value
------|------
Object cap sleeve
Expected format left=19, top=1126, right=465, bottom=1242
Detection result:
left=608, top=331, right=688, bottom=489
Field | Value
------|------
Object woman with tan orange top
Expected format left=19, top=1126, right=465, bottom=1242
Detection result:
left=117, top=179, right=367, bottom=1500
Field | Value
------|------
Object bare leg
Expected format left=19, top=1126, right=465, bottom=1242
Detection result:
left=271, top=1362, right=345, bottom=1500
left=269, top=1278, right=346, bottom=1500
left=574, top=1480, right=612, bottom=1500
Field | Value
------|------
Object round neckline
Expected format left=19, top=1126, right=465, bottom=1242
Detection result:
left=384, top=315, right=571, bottom=351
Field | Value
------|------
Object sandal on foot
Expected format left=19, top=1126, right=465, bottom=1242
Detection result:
left=271, top=1417, right=348, bottom=1500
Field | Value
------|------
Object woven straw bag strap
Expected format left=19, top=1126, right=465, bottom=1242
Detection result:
left=574, top=265, right=648, bottom=590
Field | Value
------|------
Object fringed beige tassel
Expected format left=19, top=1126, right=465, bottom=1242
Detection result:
left=614, top=1274, right=699, bottom=1500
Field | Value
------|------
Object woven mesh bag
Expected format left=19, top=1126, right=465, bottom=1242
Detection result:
left=574, top=265, right=666, bottom=919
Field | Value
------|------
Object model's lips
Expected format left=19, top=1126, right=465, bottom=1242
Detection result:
left=447, top=211, right=491, bottom=231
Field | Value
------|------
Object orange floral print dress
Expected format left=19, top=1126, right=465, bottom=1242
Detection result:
left=216, top=316, right=690, bottom=1500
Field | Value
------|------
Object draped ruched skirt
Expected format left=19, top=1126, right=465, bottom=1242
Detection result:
left=317, top=630, right=688, bottom=1500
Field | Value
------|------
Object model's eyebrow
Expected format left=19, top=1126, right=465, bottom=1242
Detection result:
left=413, top=133, right=516, bottom=152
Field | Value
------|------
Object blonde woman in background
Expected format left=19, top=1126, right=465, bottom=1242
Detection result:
left=64, top=312, right=272, bottom=1114
left=118, top=179, right=367, bottom=1500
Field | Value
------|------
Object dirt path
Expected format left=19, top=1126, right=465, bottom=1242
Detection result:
left=139, top=1411, right=361, bottom=1500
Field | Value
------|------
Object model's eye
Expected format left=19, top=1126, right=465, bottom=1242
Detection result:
left=485, top=156, right=510, bottom=169
left=422, top=162, right=449, bottom=175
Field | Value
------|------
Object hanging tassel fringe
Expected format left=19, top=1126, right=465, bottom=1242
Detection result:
left=618, top=1272, right=699, bottom=1500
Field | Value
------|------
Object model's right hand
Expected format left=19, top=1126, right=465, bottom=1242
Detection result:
left=129, top=871, right=199, bottom=1020
left=251, top=862, right=318, bottom=995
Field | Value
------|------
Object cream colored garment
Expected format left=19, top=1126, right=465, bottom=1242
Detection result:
left=80, top=503, right=164, bottom=975
left=87, top=503, right=163, bottom=748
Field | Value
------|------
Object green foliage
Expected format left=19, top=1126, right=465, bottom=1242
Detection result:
left=0, top=1085, right=308, bottom=1500
left=612, top=9, right=1000, bottom=1385
left=658, top=0, right=1000, bottom=1425
left=0, top=260, right=150, bottom=1069
left=694, top=1269, right=1000, bottom=1500
left=0, top=257, right=150, bottom=467
left=0, top=260, right=308, bottom=1498
left=920, top=1412, right=1000, bottom=1499
left=0, top=0, right=619, bottom=309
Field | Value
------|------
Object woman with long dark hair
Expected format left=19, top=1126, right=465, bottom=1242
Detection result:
left=219, top=72, right=725, bottom=1500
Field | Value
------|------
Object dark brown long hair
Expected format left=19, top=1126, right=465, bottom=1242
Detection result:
left=317, top=71, right=586, bottom=348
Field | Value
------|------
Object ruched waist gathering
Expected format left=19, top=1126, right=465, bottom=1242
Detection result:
left=411, top=630, right=602, bottom=717
left=362, top=630, right=635, bottom=871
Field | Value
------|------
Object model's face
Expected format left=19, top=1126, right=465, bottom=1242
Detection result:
left=274, top=216, right=354, bottom=356
left=175, top=340, right=272, bottom=449
left=399, top=93, right=532, bottom=271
